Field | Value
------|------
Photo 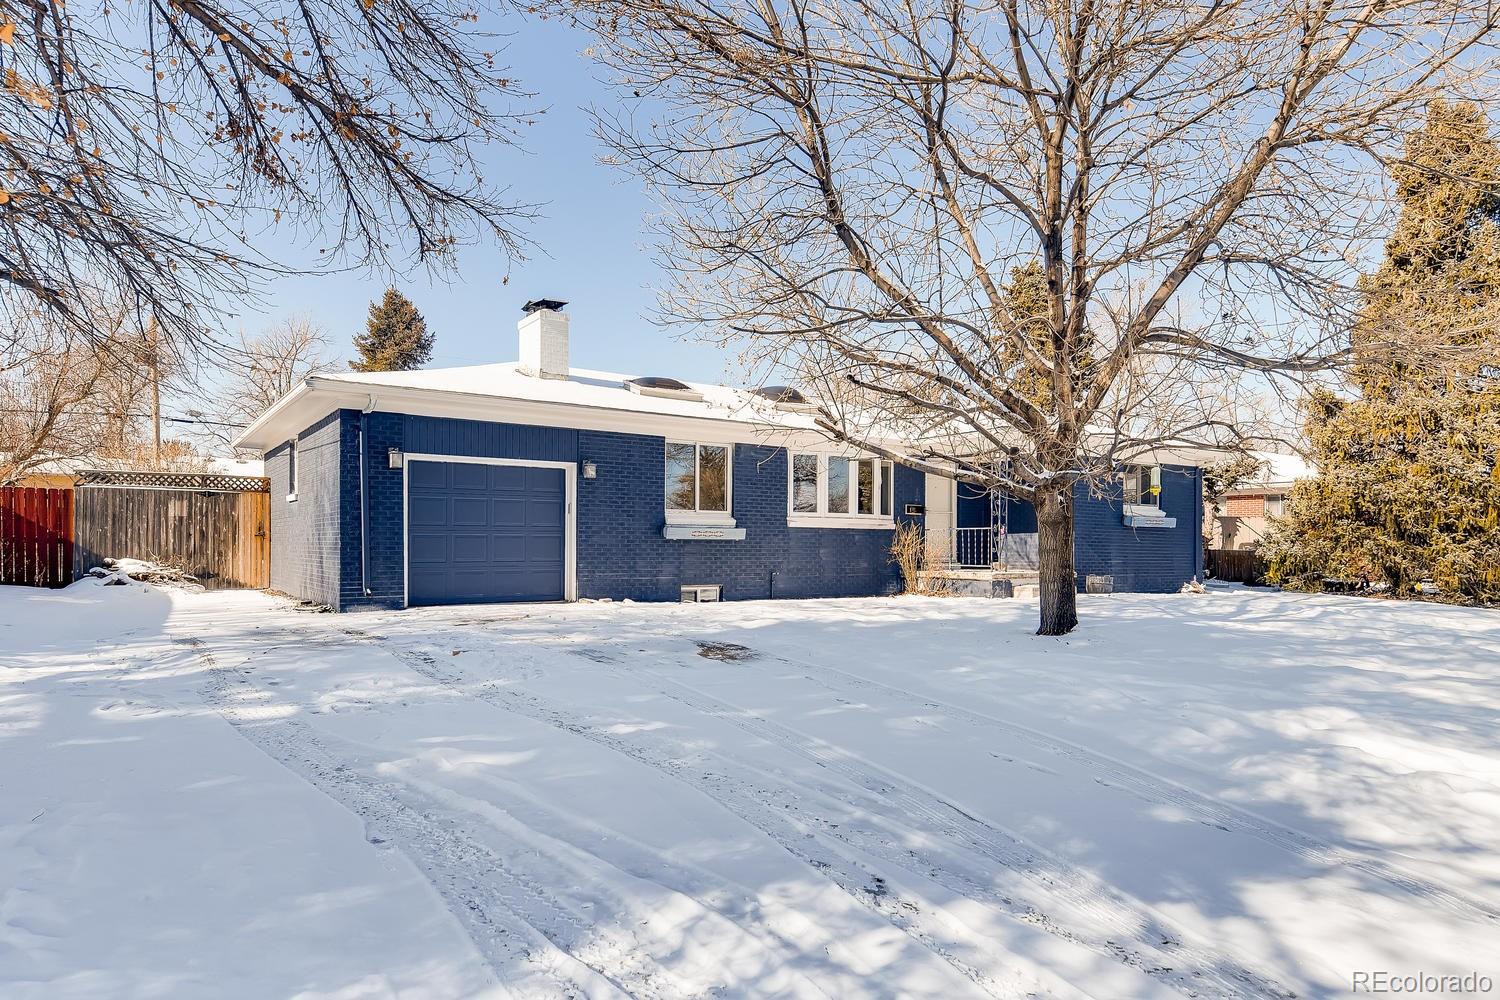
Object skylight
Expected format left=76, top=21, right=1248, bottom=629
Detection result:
left=752, top=385, right=819, bottom=411
left=626, top=376, right=704, bottom=401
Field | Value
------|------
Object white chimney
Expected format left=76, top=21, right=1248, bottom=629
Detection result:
left=518, top=299, right=570, bottom=379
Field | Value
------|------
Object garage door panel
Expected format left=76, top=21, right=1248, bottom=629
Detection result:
left=489, top=465, right=530, bottom=490
left=527, top=498, right=564, bottom=527
left=451, top=463, right=491, bottom=490
left=451, top=497, right=489, bottom=526
left=408, top=462, right=449, bottom=490
left=450, top=533, right=492, bottom=562
left=491, top=497, right=527, bottom=526
left=526, top=534, right=565, bottom=561
left=408, top=531, right=451, bottom=565
left=408, top=461, right=566, bottom=605
left=409, top=496, right=450, bottom=527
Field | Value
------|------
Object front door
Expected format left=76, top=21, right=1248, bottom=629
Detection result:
left=923, top=473, right=955, bottom=564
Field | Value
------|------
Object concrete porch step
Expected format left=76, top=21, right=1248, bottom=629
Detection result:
left=917, top=567, right=1040, bottom=598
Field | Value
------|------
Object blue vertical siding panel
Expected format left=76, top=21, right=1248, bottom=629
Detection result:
left=1071, top=464, right=1201, bottom=592
left=956, top=481, right=991, bottom=530
left=403, top=416, right=579, bottom=465
left=1001, top=496, right=1038, bottom=533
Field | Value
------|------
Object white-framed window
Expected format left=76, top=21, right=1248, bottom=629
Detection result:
left=1264, top=494, right=1285, bottom=518
left=791, top=453, right=819, bottom=512
left=665, top=441, right=733, bottom=524
left=286, top=437, right=299, bottom=501
left=1122, top=464, right=1161, bottom=509
left=787, top=453, right=896, bottom=527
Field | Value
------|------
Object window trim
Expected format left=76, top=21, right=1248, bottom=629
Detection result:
left=285, top=437, right=299, bottom=502
left=1121, top=463, right=1160, bottom=515
left=664, top=440, right=736, bottom=526
left=786, top=451, right=896, bottom=529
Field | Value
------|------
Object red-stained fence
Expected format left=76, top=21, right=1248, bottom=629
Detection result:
left=0, top=487, right=74, bottom=588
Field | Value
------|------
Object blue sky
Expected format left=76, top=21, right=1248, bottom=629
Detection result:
left=234, top=17, right=735, bottom=384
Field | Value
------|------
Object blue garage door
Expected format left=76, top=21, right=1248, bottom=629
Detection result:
left=407, top=461, right=566, bottom=605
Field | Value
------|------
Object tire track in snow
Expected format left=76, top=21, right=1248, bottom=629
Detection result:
left=709, top=638, right=1500, bottom=926
left=373, top=641, right=1031, bottom=999
left=376, top=635, right=1289, bottom=1000
left=587, top=647, right=1298, bottom=1000
left=178, top=636, right=686, bottom=1000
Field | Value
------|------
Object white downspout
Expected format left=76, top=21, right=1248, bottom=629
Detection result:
left=359, top=395, right=376, bottom=598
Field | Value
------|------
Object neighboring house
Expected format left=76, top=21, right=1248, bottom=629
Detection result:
left=233, top=300, right=1210, bottom=610
left=1210, top=451, right=1312, bottom=550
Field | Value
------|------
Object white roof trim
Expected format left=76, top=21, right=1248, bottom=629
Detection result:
left=234, top=374, right=877, bottom=453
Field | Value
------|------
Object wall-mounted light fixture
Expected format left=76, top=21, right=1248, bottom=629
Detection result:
left=388, top=447, right=403, bottom=469
left=581, top=460, right=598, bottom=480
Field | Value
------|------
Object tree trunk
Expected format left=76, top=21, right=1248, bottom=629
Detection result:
left=1035, top=487, right=1079, bottom=636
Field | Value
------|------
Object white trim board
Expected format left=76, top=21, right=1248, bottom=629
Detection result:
left=400, top=453, right=578, bottom=607
left=235, top=378, right=900, bottom=454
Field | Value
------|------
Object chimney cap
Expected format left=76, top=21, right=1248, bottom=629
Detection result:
left=522, top=298, right=568, bottom=314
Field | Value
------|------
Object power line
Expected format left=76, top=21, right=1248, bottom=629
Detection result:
left=0, top=407, right=248, bottom=428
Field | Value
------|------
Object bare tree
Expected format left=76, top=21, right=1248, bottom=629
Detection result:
left=0, top=308, right=135, bottom=483
left=559, top=0, right=1500, bottom=633
left=182, top=316, right=333, bottom=450
left=0, top=0, right=532, bottom=350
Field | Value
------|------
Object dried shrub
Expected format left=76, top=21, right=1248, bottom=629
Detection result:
left=889, top=522, right=953, bottom=596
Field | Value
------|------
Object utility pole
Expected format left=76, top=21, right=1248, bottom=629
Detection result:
left=148, top=316, right=162, bottom=465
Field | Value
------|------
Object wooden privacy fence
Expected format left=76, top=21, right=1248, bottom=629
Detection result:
left=0, top=487, right=74, bottom=587
left=1207, top=547, right=1268, bottom=584
left=73, top=471, right=270, bottom=590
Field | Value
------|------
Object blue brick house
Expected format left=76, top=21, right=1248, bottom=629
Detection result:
left=234, top=301, right=1205, bottom=610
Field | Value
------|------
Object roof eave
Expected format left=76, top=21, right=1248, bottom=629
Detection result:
left=233, top=372, right=912, bottom=454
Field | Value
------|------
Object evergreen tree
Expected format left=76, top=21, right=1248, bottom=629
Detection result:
left=1004, top=261, right=1097, bottom=414
left=1264, top=101, right=1500, bottom=602
left=351, top=289, right=435, bottom=372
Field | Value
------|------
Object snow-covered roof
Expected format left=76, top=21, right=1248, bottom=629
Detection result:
left=318, top=363, right=823, bottom=430
left=4, top=453, right=263, bottom=478
left=235, top=359, right=1237, bottom=470
left=234, top=362, right=844, bottom=453
left=206, top=457, right=265, bottom=477
left=1227, top=450, right=1313, bottom=492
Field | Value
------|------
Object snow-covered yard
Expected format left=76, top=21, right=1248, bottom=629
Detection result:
left=1, top=582, right=1496, bottom=1000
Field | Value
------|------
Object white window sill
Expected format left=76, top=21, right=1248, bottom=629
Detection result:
left=665, top=509, right=736, bottom=527
left=1123, top=503, right=1160, bottom=517
left=286, top=493, right=298, bottom=503
left=662, top=523, right=747, bottom=541
left=788, top=513, right=894, bottom=530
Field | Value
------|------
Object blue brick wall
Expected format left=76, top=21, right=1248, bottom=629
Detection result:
left=949, top=470, right=1199, bottom=591
left=1073, top=465, right=1202, bottom=592
left=289, top=412, right=921, bottom=609
left=266, top=410, right=347, bottom=607
left=265, top=406, right=1199, bottom=607
left=575, top=436, right=922, bottom=600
